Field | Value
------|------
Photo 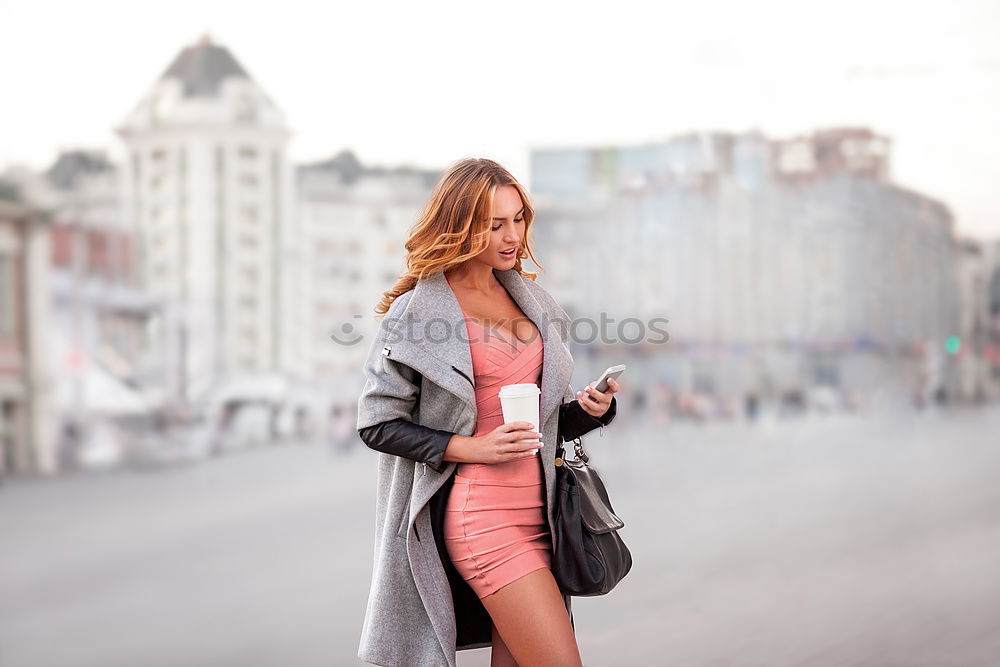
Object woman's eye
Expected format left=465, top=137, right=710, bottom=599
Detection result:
left=492, top=218, right=523, bottom=231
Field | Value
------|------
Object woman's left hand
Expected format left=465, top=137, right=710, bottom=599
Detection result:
left=576, top=377, right=620, bottom=418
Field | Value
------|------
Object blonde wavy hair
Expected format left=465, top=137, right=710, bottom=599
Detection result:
left=373, top=157, right=544, bottom=317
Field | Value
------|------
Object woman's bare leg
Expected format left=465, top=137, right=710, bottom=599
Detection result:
left=480, top=567, right=583, bottom=667
left=490, top=621, right=519, bottom=667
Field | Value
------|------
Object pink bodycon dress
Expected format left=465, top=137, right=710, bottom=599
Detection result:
left=443, top=278, right=552, bottom=599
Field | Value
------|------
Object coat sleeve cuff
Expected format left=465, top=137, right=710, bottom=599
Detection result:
left=358, top=418, right=454, bottom=473
left=598, top=394, right=617, bottom=425
left=558, top=395, right=617, bottom=442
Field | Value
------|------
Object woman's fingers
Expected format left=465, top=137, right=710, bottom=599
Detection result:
left=577, top=382, right=614, bottom=417
left=578, top=385, right=604, bottom=404
left=500, top=421, right=535, bottom=432
left=506, top=436, right=542, bottom=458
left=504, top=429, right=541, bottom=448
left=492, top=421, right=546, bottom=459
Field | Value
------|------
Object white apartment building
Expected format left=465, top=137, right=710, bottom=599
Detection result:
left=295, top=151, right=440, bottom=403
left=115, top=34, right=295, bottom=406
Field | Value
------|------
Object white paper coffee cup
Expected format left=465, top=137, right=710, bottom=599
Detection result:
left=498, top=383, right=541, bottom=455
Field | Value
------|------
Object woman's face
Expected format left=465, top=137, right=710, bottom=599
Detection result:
left=476, top=184, right=525, bottom=269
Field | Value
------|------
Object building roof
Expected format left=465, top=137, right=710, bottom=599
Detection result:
left=297, top=149, right=442, bottom=187
left=45, top=150, right=114, bottom=190
left=302, top=149, right=365, bottom=183
left=159, top=33, right=251, bottom=97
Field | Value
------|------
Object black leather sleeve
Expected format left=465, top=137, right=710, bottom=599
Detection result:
left=558, top=395, right=617, bottom=443
left=357, top=418, right=454, bottom=474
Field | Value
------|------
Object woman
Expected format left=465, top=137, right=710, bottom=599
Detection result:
left=356, top=157, right=620, bottom=667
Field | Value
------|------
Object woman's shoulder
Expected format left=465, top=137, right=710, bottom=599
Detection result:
left=519, top=272, right=550, bottom=299
left=519, top=274, right=572, bottom=330
left=379, top=289, right=415, bottom=323
left=520, top=274, right=563, bottom=308
left=387, top=289, right=415, bottom=314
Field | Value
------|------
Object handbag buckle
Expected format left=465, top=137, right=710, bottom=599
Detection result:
left=572, top=436, right=589, bottom=463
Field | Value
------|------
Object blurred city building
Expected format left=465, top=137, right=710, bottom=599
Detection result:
left=529, top=127, right=991, bottom=417
left=115, top=33, right=296, bottom=408
left=0, top=200, right=56, bottom=476
left=295, top=150, right=439, bottom=412
left=955, top=238, right=1000, bottom=402
left=2, top=151, right=163, bottom=473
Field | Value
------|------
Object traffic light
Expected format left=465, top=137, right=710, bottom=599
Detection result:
left=945, top=335, right=960, bottom=355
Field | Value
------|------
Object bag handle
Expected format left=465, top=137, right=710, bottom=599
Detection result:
left=555, top=435, right=590, bottom=466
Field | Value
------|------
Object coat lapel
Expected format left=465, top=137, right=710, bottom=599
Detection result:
left=383, top=267, right=572, bottom=433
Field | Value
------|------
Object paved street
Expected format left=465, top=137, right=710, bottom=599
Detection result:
left=2, top=406, right=1000, bottom=666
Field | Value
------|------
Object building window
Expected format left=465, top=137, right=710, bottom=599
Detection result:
left=238, top=146, right=258, bottom=160
left=0, top=256, right=17, bottom=335
left=240, top=204, right=259, bottom=222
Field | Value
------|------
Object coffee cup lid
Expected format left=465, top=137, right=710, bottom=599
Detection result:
left=498, top=383, right=540, bottom=397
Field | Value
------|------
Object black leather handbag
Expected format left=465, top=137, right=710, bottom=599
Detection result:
left=551, top=433, right=633, bottom=596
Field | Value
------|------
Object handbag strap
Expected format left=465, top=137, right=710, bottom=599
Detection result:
left=555, top=436, right=590, bottom=466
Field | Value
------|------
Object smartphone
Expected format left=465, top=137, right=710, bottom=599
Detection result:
left=590, top=364, right=626, bottom=393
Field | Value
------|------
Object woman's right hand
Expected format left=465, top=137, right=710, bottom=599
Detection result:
left=448, top=422, right=542, bottom=465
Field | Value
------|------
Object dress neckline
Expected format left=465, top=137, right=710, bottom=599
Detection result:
left=446, top=271, right=540, bottom=348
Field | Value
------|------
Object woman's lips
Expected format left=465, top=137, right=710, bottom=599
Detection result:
left=500, top=248, right=516, bottom=257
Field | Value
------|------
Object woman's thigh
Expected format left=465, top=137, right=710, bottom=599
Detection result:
left=490, top=621, right=518, bottom=667
left=480, top=567, right=583, bottom=667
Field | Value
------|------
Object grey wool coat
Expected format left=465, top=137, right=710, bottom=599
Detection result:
left=355, top=267, right=609, bottom=667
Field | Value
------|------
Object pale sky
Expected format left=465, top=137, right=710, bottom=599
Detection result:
left=2, top=0, right=999, bottom=238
